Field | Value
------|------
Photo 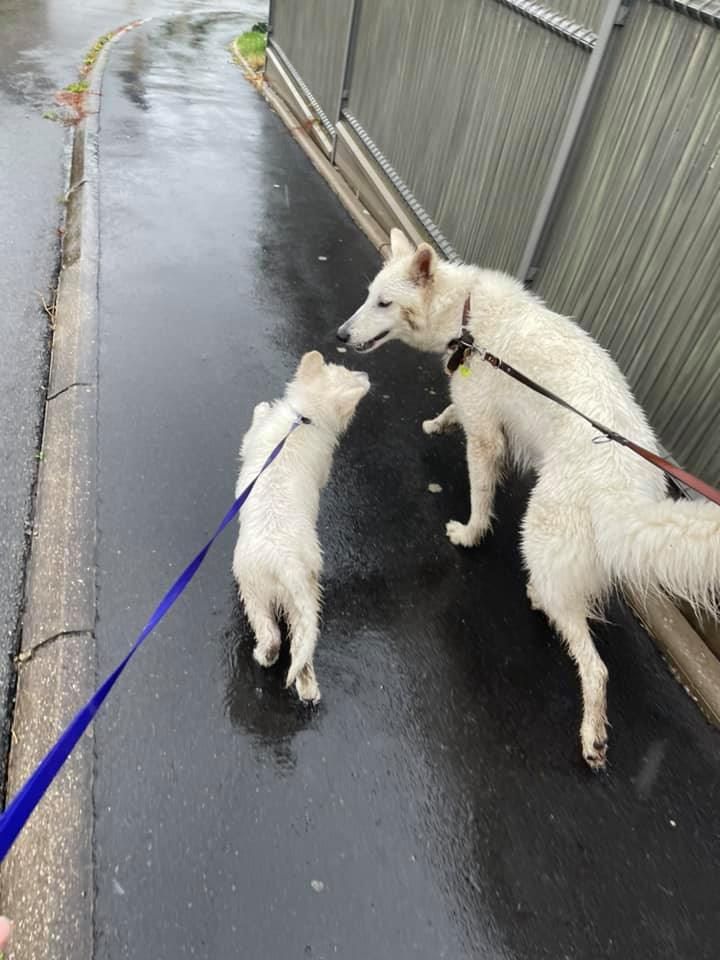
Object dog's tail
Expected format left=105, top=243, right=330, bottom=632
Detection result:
left=597, top=496, right=720, bottom=613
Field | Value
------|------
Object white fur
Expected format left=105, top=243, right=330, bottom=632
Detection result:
left=339, top=229, right=720, bottom=768
left=232, top=351, right=369, bottom=703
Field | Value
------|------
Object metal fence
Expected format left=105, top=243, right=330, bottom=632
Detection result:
left=268, top=0, right=720, bottom=484
left=346, top=0, right=592, bottom=268
left=536, top=0, right=720, bottom=482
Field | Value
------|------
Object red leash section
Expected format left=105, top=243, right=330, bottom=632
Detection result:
left=446, top=322, right=720, bottom=507
left=484, top=350, right=720, bottom=508
left=620, top=440, right=720, bottom=508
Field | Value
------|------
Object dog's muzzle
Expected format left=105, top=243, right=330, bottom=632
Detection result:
left=336, top=318, right=353, bottom=343
left=336, top=318, right=389, bottom=352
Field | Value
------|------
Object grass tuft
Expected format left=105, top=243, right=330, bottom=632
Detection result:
left=235, top=29, right=266, bottom=71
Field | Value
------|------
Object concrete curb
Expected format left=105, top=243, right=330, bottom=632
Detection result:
left=0, top=23, right=145, bottom=958
left=630, top=593, right=720, bottom=726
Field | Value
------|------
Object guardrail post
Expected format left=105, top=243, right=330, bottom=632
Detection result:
left=331, top=0, right=361, bottom=163
left=519, top=0, right=630, bottom=282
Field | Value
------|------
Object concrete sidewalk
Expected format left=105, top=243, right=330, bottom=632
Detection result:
left=5, top=10, right=720, bottom=959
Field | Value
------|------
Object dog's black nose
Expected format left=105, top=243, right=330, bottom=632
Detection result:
left=336, top=326, right=350, bottom=343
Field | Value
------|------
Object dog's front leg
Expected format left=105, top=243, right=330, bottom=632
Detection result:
left=422, top=403, right=459, bottom=435
left=447, top=426, right=505, bottom=547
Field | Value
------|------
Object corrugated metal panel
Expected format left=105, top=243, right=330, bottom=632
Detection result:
left=346, top=0, right=589, bottom=272
left=536, top=0, right=720, bottom=482
left=270, top=0, right=353, bottom=124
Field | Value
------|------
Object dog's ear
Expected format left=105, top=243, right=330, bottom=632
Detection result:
left=389, top=228, right=415, bottom=259
left=297, top=350, right=325, bottom=381
left=410, top=243, right=436, bottom=285
left=251, top=400, right=271, bottom=425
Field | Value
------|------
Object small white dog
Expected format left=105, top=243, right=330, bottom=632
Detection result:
left=338, top=228, right=720, bottom=769
left=232, top=351, right=370, bottom=703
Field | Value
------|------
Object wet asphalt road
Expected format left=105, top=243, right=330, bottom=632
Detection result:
left=0, top=0, right=256, bottom=780
left=0, top=0, right=62, bottom=761
left=91, top=13, right=720, bottom=960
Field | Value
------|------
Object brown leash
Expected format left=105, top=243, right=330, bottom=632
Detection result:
left=446, top=296, right=720, bottom=507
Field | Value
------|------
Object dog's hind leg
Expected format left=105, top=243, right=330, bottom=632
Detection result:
left=284, top=578, right=321, bottom=704
left=423, top=403, right=459, bottom=435
left=522, top=490, right=609, bottom=770
left=446, top=422, right=505, bottom=547
left=242, top=583, right=282, bottom=668
left=548, top=605, right=608, bottom=771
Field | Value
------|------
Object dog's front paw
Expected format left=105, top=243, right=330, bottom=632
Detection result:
left=446, top=519, right=483, bottom=548
left=422, top=418, right=441, bottom=435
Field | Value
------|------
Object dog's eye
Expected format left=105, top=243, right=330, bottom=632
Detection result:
left=378, top=299, right=392, bottom=308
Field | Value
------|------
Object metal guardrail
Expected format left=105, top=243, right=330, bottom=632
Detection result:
left=269, top=40, right=335, bottom=136
left=342, top=111, right=460, bottom=262
left=652, top=0, right=720, bottom=27
left=493, top=0, right=597, bottom=47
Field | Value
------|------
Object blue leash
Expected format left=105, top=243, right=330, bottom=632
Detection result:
left=0, top=415, right=306, bottom=863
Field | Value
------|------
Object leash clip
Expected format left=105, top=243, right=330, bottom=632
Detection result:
left=288, top=405, right=312, bottom=426
left=446, top=331, right=475, bottom=375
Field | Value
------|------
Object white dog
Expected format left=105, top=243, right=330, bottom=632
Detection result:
left=233, top=351, right=369, bottom=703
left=338, top=228, right=719, bottom=769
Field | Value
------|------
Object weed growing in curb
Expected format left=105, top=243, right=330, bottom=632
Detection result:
left=235, top=25, right=267, bottom=72
left=83, top=32, right=114, bottom=70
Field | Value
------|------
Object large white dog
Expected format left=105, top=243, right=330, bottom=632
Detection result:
left=233, top=351, right=370, bottom=704
left=338, top=228, right=719, bottom=769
